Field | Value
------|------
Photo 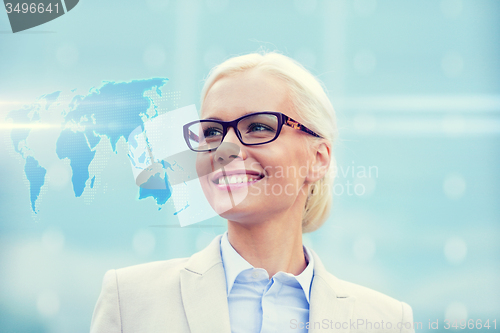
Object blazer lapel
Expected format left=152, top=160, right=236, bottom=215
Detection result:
left=180, top=235, right=231, bottom=333
left=309, top=249, right=356, bottom=333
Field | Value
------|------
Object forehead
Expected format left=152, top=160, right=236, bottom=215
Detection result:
left=201, top=70, right=294, bottom=120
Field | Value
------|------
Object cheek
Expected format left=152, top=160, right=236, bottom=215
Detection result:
left=195, top=152, right=215, bottom=178
left=263, top=147, right=309, bottom=184
left=198, top=174, right=211, bottom=200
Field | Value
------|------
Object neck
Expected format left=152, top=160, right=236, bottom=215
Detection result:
left=226, top=212, right=307, bottom=277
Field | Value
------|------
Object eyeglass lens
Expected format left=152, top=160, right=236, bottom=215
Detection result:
left=187, top=114, right=279, bottom=151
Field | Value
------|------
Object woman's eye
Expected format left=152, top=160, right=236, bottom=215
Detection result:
left=204, top=127, right=223, bottom=137
left=247, top=123, right=274, bottom=132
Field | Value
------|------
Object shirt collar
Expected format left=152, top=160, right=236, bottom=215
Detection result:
left=220, top=231, right=315, bottom=303
left=220, top=231, right=254, bottom=295
left=296, top=244, right=314, bottom=303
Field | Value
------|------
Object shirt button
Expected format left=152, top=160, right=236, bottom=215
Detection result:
left=251, top=271, right=259, bottom=279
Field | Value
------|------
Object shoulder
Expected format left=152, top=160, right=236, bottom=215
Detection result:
left=115, top=257, right=188, bottom=280
left=309, top=249, right=414, bottom=331
left=318, top=270, right=405, bottom=308
left=92, top=258, right=192, bottom=332
left=339, top=277, right=402, bottom=309
left=98, top=257, right=191, bottom=306
left=331, top=274, right=413, bottom=329
left=91, top=235, right=225, bottom=333
left=110, top=258, right=189, bottom=292
left=105, top=233, right=224, bottom=294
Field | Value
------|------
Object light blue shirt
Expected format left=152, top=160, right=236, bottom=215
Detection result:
left=220, top=232, right=314, bottom=333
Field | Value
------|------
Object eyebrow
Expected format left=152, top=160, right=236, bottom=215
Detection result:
left=201, top=110, right=259, bottom=121
left=201, top=116, right=223, bottom=121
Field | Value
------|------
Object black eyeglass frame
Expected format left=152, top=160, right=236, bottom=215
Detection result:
left=183, top=111, right=322, bottom=152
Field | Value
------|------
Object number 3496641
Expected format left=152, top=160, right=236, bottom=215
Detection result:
left=5, top=3, right=60, bottom=14
left=444, top=319, right=497, bottom=330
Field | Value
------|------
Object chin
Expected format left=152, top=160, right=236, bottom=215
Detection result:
left=206, top=191, right=252, bottom=217
left=200, top=174, right=260, bottom=216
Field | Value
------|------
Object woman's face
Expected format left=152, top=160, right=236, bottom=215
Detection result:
left=196, top=69, right=315, bottom=225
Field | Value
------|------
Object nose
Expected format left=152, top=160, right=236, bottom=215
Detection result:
left=213, top=128, right=245, bottom=167
left=214, top=142, right=240, bottom=167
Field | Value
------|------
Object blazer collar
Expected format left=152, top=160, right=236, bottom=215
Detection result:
left=180, top=234, right=356, bottom=333
left=180, top=234, right=231, bottom=333
left=308, top=248, right=356, bottom=333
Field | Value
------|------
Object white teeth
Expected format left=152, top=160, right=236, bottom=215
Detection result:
left=216, top=175, right=261, bottom=184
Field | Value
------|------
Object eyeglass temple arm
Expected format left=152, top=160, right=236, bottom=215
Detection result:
left=188, top=129, right=200, bottom=143
left=283, top=115, right=322, bottom=138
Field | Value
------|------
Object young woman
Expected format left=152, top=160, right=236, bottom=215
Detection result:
left=90, top=52, right=414, bottom=333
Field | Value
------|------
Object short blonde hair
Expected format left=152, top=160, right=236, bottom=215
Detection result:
left=200, top=52, right=337, bottom=233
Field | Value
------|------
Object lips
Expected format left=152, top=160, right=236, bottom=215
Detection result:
left=211, top=169, right=264, bottom=185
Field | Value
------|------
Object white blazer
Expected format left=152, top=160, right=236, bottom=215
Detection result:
left=90, top=235, right=414, bottom=333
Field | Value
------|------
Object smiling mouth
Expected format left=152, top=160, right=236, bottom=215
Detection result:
left=213, top=174, right=265, bottom=185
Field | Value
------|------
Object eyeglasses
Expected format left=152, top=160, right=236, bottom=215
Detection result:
left=183, top=111, right=322, bottom=152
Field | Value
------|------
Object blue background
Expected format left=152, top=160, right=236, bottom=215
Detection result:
left=0, top=0, right=499, bottom=332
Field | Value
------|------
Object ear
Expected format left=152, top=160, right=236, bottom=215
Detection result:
left=306, top=140, right=331, bottom=183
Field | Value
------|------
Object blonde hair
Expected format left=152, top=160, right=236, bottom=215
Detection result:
left=200, top=52, right=337, bottom=233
